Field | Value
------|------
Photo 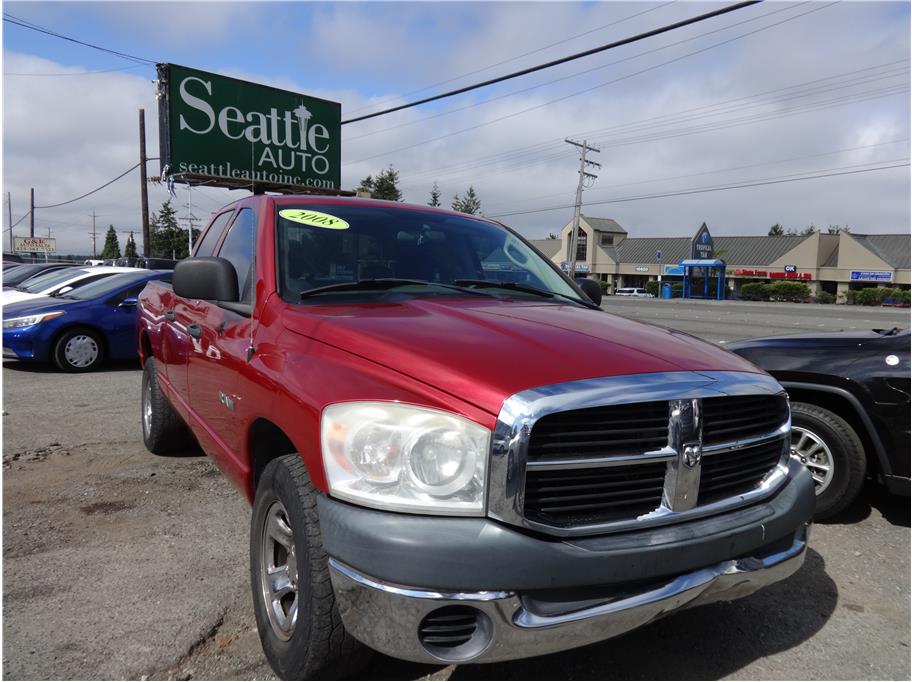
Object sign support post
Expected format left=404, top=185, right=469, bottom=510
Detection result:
left=29, top=187, right=34, bottom=238
left=139, top=109, right=151, bottom=257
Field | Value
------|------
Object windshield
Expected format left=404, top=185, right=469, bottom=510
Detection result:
left=20, top=268, right=90, bottom=293
left=276, top=204, right=582, bottom=304
left=60, top=272, right=156, bottom=300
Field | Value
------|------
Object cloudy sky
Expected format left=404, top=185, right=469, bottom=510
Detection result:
left=3, top=1, right=910, bottom=254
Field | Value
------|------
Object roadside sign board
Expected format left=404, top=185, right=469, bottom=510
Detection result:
left=691, top=222, right=714, bottom=260
left=14, top=237, right=56, bottom=253
left=851, top=270, right=892, bottom=282
left=784, top=264, right=797, bottom=273
left=157, top=64, right=342, bottom=192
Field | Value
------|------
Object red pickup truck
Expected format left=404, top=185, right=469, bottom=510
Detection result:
left=137, top=195, right=814, bottom=679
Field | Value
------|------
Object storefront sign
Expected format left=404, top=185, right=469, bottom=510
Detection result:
left=157, top=64, right=341, bottom=191
left=784, top=264, right=797, bottom=273
left=691, top=222, right=714, bottom=260
left=850, top=270, right=893, bottom=282
left=770, top=271, right=812, bottom=280
left=13, top=237, right=56, bottom=253
left=635, top=266, right=650, bottom=272
left=663, top=264, right=684, bottom=276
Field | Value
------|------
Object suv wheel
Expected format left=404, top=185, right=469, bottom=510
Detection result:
left=250, top=455, right=370, bottom=680
left=790, top=401, right=866, bottom=519
left=141, top=359, right=192, bottom=453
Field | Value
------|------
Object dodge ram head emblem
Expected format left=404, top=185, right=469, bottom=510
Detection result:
left=683, top=443, right=702, bottom=468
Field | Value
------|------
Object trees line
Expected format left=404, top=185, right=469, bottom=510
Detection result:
left=355, top=165, right=483, bottom=215
left=99, top=199, right=199, bottom=260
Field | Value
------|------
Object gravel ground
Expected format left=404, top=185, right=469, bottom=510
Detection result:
left=2, top=300, right=909, bottom=680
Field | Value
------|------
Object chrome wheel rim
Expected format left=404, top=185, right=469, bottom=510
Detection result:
left=791, top=426, right=834, bottom=494
left=142, top=376, right=152, bottom=438
left=259, top=500, right=299, bottom=641
left=64, top=335, right=98, bottom=368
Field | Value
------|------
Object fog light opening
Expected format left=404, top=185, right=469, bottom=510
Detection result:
left=417, top=605, right=492, bottom=662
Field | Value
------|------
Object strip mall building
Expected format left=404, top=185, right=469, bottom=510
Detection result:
left=531, top=216, right=911, bottom=298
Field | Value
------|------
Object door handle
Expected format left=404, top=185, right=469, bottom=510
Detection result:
left=164, top=310, right=176, bottom=321
left=187, top=324, right=202, bottom=339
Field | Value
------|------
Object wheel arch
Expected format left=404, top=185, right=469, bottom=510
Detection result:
left=246, top=418, right=301, bottom=502
left=782, top=381, right=891, bottom=478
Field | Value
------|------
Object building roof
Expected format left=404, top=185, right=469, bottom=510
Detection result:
left=822, top=245, right=839, bottom=268
left=851, top=234, right=911, bottom=269
left=581, top=216, right=627, bottom=234
left=530, top=238, right=562, bottom=259
left=615, top=234, right=812, bottom=265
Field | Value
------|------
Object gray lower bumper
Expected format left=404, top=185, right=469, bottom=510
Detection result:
left=329, top=524, right=808, bottom=664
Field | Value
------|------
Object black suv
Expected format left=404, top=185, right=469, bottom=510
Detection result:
left=728, top=328, right=910, bottom=518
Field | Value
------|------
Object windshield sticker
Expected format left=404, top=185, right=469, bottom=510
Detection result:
left=279, top=209, right=350, bottom=230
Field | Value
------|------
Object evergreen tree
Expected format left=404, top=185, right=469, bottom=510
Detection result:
left=372, top=166, right=402, bottom=201
left=768, top=223, right=784, bottom=236
left=149, top=199, right=198, bottom=259
left=355, top=175, right=374, bottom=195
left=100, top=225, right=121, bottom=259
left=428, top=181, right=441, bottom=207
left=451, top=186, right=482, bottom=215
left=124, top=232, right=138, bottom=258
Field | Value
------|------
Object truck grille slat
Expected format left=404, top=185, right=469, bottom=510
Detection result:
left=521, top=395, right=789, bottom=529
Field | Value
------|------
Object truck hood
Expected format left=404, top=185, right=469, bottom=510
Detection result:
left=282, top=298, right=764, bottom=415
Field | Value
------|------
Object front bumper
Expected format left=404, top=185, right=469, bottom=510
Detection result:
left=329, top=524, right=807, bottom=664
left=322, top=458, right=814, bottom=664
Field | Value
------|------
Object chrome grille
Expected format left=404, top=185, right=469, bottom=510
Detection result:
left=490, top=372, right=792, bottom=537
left=702, top=395, right=790, bottom=445
left=528, top=401, right=669, bottom=462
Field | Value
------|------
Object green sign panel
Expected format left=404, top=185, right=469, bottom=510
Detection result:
left=157, top=64, right=341, bottom=192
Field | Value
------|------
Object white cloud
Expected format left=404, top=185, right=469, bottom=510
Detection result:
left=3, top=1, right=909, bottom=255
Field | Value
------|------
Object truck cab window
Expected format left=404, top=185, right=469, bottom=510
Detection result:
left=194, top=210, right=235, bottom=257
left=216, top=208, right=256, bottom=303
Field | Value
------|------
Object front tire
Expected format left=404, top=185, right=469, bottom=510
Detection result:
left=250, top=455, right=370, bottom=680
left=790, top=401, right=866, bottom=519
left=53, top=327, right=104, bottom=372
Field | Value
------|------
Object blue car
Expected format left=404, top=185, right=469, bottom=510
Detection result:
left=3, top=270, right=172, bottom=372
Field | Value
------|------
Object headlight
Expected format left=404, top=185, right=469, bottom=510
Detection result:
left=2, top=311, right=65, bottom=329
left=321, top=402, right=490, bottom=515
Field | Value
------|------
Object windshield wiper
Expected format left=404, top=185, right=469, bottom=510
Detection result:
left=300, top=278, right=494, bottom=300
left=453, top=279, right=599, bottom=309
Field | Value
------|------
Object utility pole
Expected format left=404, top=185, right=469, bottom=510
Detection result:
left=565, top=139, right=600, bottom=280
left=89, top=210, right=98, bottom=258
left=139, top=109, right=151, bottom=257
left=7, top=192, right=13, bottom=252
left=29, top=187, right=35, bottom=238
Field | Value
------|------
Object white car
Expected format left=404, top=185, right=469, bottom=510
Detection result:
left=615, top=287, right=654, bottom=297
left=1, top=266, right=137, bottom=306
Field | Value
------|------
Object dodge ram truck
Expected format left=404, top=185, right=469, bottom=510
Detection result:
left=137, top=195, right=815, bottom=679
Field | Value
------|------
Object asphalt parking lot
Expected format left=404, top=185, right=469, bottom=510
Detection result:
left=3, top=299, right=910, bottom=680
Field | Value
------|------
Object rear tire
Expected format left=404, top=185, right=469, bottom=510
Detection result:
left=141, top=358, right=192, bottom=454
left=53, top=327, right=104, bottom=372
left=790, top=401, right=866, bottom=519
left=250, top=454, right=371, bottom=680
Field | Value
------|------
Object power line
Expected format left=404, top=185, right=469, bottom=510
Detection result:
left=486, top=162, right=911, bottom=218
left=2, top=13, right=157, bottom=66
left=347, top=1, right=809, bottom=143
left=397, top=63, right=906, bottom=186
left=341, top=0, right=763, bottom=125
left=34, top=159, right=159, bottom=209
left=344, top=1, right=677, bottom=117
left=351, top=2, right=834, bottom=164
left=482, top=138, right=911, bottom=212
left=4, top=64, right=144, bottom=76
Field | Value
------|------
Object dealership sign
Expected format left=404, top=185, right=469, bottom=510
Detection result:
left=691, top=222, right=714, bottom=260
left=14, top=237, right=56, bottom=253
left=157, top=64, right=341, bottom=191
left=851, top=270, right=893, bottom=282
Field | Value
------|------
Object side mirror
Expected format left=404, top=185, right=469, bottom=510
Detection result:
left=173, top=257, right=238, bottom=302
left=119, top=297, right=138, bottom=308
left=576, top=278, right=603, bottom=306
